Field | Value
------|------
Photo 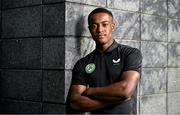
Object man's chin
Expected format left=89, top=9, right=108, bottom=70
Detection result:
left=95, top=40, right=106, bottom=45
left=93, top=37, right=108, bottom=45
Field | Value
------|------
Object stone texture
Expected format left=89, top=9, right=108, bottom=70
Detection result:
left=43, top=103, right=65, bottom=114
left=141, top=41, right=167, bottom=67
left=112, top=10, right=140, bottom=40
left=66, top=3, right=140, bottom=40
left=140, top=94, right=166, bottom=114
left=66, top=0, right=106, bottom=7
left=107, top=0, right=139, bottom=12
left=137, top=96, right=140, bottom=115
left=43, top=70, right=65, bottom=103
left=43, top=38, right=65, bottom=69
left=0, top=70, right=42, bottom=101
left=2, top=6, right=42, bottom=38
left=0, top=11, right=1, bottom=39
left=43, top=3, right=65, bottom=36
left=168, top=43, right=180, bottom=67
left=0, top=0, right=180, bottom=114
left=79, top=37, right=95, bottom=57
left=168, top=68, right=180, bottom=92
left=140, top=68, right=167, bottom=95
left=65, top=70, right=72, bottom=102
left=168, top=19, right=180, bottom=42
left=0, top=39, right=41, bottom=69
left=0, top=99, right=42, bottom=114
left=168, top=92, right=180, bottom=114
left=0, top=40, right=1, bottom=61
left=141, top=14, right=167, bottom=42
left=65, top=3, right=94, bottom=37
left=43, top=0, right=64, bottom=4
left=2, top=0, right=42, bottom=9
left=168, top=0, right=180, bottom=19
left=141, top=0, right=167, bottom=16
left=0, top=0, right=1, bottom=10
left=65, top=37, right=82, bottom=69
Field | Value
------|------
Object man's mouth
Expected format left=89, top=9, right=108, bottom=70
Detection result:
left=96, top=34, right=106, bottom=38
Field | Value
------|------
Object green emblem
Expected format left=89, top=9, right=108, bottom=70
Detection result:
left=85, top=63, right=96, bottom=74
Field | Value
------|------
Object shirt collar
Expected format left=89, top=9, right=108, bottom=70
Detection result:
left=95, top=40, right=118, bottom=54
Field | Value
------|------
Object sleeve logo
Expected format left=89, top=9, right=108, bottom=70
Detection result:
left=85, top=63, right=96, bottom=74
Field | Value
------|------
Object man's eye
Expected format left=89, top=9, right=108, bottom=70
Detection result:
left=102, top=23, right=108, bottom=27
left=91, top=24, right=97, bottom=29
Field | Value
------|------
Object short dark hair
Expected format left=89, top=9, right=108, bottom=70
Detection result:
left=88, top=8, right=113, bottom=26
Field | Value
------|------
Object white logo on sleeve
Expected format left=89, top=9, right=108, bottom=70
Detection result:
left=112, top=58, right=121, bottom=64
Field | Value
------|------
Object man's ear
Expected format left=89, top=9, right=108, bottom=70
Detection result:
left=111, top=23, right=116, bottom=31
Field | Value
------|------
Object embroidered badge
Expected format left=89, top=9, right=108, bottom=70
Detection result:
left=85, top=63, right=96, bottom=74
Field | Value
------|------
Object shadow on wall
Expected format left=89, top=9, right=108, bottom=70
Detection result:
left=75, top=16, right=85, bottom=56
left=74, top=15, right=95, bottom=58
left=65, top=15, right=86, bottom=114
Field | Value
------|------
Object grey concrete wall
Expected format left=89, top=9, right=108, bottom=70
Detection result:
left=0, top=0, right=180, bottom=114
left=0, top=0, right=66, bottom=114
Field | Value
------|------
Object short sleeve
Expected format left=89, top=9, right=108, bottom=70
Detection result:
left=123, top=48, right=142, bottom=74
left=71, top=60, right=86, bottom=86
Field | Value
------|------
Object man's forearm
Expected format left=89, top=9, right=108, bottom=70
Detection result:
left=83, top=71, right=140, bottom=103
left=70, top=94, right=109, bottom=111
left=82, top=82, right=131, bottom=103
left=83, top=91, right=130, bottom=103
left=82, top=89, right=129, bottom=104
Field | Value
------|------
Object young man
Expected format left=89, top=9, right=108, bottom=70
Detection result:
left=69, top=8, right=142, bottom=114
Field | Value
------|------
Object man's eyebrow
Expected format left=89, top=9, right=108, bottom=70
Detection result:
left=92, top=21, right=110, bottom=24
left=102, top=21, right=110, bottom=23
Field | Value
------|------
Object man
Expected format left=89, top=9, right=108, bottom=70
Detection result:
left=69, top=7, right=142, bottom=114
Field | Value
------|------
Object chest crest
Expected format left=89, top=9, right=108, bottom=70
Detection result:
left=85, top=63, right=96, bottom=74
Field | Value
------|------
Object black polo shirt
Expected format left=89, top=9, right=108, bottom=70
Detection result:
left=72, top=41, right=142, bottom=114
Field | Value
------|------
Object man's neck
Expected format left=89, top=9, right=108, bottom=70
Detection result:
left=96, top=40, right=114, bottom=53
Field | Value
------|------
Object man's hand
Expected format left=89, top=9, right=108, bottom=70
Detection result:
left=82, top=87, right=91, bottom=96
left=70, top=85, right=109, bottom=111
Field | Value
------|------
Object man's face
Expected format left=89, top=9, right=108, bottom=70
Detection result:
left=89, top=13, right=115, bottom=45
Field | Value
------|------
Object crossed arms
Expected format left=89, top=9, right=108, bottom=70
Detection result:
left=69, top=70, right=140, bottom=112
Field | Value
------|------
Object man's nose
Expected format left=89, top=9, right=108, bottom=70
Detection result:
left=97, top=25, right=103, bottom=33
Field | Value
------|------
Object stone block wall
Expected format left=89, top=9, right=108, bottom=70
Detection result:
left=0, top=0, right=180, bottom=114
left=0, top=0, right=66, bottom=113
